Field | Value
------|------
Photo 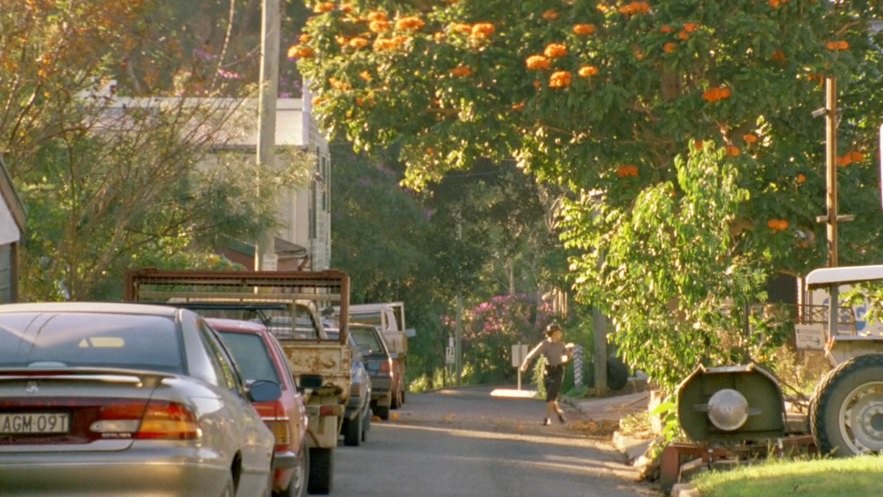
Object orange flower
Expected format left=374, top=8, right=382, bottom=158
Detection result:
left=771, top=50, right=786, bottom=62
left=726, top=146, right=741, bottom=157
left=616, top=165, right=639, bottom=177
left=683, top=22, right=699, bottom=33
left=367, top=11, right=388, bottom=22
left=287, top=45, right=315, bottom=59
left=472, top=23, right=495, bottom=37
left=769, top=0, right=789, bottom=8
left=544, top=43, right=568, bottom=58
left=825, top=40, right=850, bottom=51
left=618, top=2, right=651, bottom=15
left=849, top=150, right=864, bottom=162
left=836, top=154, right=851, bottom=167
left=396, top=16, right=425, bottom=32
left=767, top=219, right=789, bottom=232
left=660, top=25, right=674, bottom=34
left=299, top=33, right=311, bottom=43
left=511, top=101, right=525, bottom=112
left=359, top=70, right=373, bottom=82
left=542, top=9, right=559, bottom=21
left=451, top=65, right=473, bottom=77
left=450, top=23, right=473, bottom=35
left=369, top=20, right=391, bottom=33
left=702, top=86, right=732, bottom=102
left=314, top=2, right=335, bottom=13
left=573, top=23, right=596, bottom=36
left=796, top=173, right=806, bottom=185
left=526, top=55, right=551, bottom=70
left=348, top=37, right=369, bottom=49
left=692, top=139, right=705, bottom=151
left=743, top=133, right=758, bottom=144
left=549, top=70, right=572, bottom=89
left=663, top=42, right=677, bottom=54
left=678, top=30, right=691, bottom=41
left=578, top=65, right=599, bottom=78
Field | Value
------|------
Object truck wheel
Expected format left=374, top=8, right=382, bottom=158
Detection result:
left=810, top=354, right=883, bottom=455
left=361, top=408, right=370, bottom=442
left=307, top=447, right=333, bottom=495
left=343, top=416, right=362, bottom=447
left=374, top=404, right=390, bottom=421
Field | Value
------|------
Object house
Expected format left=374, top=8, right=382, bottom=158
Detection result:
left=101, top=93, right=331, bottom=271
left=0, top=156, right=26, bottom=303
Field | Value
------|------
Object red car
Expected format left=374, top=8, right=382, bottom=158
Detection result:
left=208, top=318, right=309, bottom=497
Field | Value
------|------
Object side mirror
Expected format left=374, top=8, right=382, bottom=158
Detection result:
left=247, top=379, right=282, bottom=402
left=298, top=373, right=324, bottom=393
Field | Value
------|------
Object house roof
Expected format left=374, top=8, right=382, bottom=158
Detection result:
left=101, top=97, right=325, bottom=150
left=0, top=156, right=26, bottom=243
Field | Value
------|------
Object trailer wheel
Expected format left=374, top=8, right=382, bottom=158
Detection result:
left=342, top=416, right=362, bottom=447
left=810, top=354, right=883, bottom=456
left=307, top=447, right=333, bottom=495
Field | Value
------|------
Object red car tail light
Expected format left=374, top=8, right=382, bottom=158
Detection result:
left=91, top=400, right=199, bottom=440
left=264, top=418, right=291, bottom=446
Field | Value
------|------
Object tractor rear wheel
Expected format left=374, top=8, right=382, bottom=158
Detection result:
left=810, top=354, right=883, bottom=456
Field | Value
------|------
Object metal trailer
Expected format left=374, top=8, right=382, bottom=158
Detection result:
left=665, top=264, right=883, bottom=489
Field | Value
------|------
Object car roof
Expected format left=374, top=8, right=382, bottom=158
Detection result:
left=805, top=265, right=883, bottom=289
left=0, top=301, right=181, bottom=317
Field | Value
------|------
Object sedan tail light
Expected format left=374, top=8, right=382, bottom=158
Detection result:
left=93, top=400, right=200, bottom=440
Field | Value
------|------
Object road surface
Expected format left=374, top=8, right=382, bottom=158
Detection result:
left=333, top=386, right=657, bottom=497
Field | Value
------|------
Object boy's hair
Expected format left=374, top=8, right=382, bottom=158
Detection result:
left=545, top=322, right=562, bottom=337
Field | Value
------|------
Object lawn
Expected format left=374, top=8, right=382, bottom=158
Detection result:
left=692, top=455, right=883, bottom=497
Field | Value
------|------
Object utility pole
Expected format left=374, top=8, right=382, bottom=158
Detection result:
left=454, top=215, right=463, bottom=385
left=256, top=0, right=280, bottom=271
left=814, top=77, right=854, bottom=336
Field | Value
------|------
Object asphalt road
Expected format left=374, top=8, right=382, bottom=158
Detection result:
left=333, top=386, right=658, bottom=497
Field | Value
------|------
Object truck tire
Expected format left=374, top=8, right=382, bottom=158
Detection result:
left=361, top=408, right=370, bottom=442
left=307, top=447, right=333, bottom=495
left=810, top=354, right=883, bottom=455
left=342, top=416, right=362, bottom=447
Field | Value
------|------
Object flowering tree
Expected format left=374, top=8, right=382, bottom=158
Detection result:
left=459, top=293, right=554, bottom=382
left=295, top=0, right=883, bottom=390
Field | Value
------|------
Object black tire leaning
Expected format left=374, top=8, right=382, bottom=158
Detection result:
left=809, top=353, right=883, bottom=456
left=606, top=356, right=630, bottom=391
left=374, top=404, right=390, bottom=421
left=343, top=416, right=362, bottom=447
left=307, top=447, right=333, bottom=495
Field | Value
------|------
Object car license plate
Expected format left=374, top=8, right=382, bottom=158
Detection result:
left=0, top=413, right=70, bottom=434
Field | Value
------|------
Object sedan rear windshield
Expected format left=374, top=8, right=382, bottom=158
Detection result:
left=350, top=326, right=385, bottom=355
left=214, top=331, right=281, bottom=385
left=0, top=312, right=183, bottom=373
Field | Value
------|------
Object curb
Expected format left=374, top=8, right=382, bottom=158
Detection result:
left=671, top=483, right=701, bottom=497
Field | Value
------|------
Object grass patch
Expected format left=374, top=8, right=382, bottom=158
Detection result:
left=692, top=455, right=883, bottom=497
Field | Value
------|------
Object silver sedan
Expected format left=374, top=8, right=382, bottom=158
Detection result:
left=0, top=302, right=278, bottom=497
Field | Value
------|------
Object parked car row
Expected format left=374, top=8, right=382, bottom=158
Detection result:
left=0, top=301, right=399, bottom=497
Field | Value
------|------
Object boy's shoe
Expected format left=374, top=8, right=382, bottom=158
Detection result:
left=557, top=412, right=566, bottom=424
left=542, top=418, right=551, bottom=426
